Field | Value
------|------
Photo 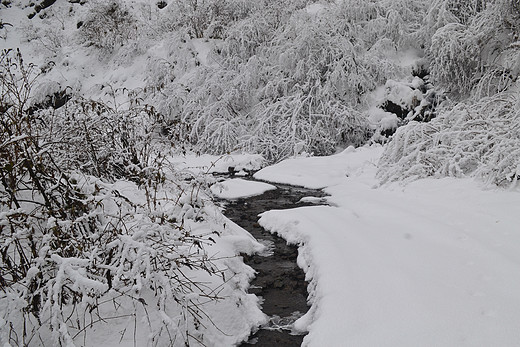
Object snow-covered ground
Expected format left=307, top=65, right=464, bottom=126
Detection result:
left=169, top=153, right=265, bottom=175
left=253, top=146, right=520, bottom=346
left=211, top=178, right=276, bottom=199
left=3, top=1, right=520, bottom=346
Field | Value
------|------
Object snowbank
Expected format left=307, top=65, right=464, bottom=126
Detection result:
left=254, top=146, right=383, bottom=189
left=171, top=153, right=265, bottom=175
left=257, top=146, right=520, bottom=346
left=211, top=178, right=276, bottom=199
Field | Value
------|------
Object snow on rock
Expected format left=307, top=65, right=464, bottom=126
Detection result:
left=366, top=107, right=399, bottom=140
left=258, top=146, right=520, bottom=346
left=384, top=78, right=423, bottom=112
left=211, top=178, right=276, bottom=200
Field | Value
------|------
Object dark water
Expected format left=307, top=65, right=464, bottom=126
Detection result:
left=217, top=181, right=326, bottom=346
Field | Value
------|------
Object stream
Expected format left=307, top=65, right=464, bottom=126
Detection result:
left=216, top=179, right=326, bottom=346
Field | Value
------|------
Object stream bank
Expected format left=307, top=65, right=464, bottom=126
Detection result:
left=216, top=181, right=326, bottom=346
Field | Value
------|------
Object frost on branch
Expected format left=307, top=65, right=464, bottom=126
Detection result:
left=79, top=0, right=138, bottom=53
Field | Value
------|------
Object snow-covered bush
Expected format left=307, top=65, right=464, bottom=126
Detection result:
left=425, top=0, right=520, bottom=96
left=165, top=4, right=399, bottom=161
left=80, top=0, right=137, bottom=53
left=0, top=49, right=243, bottom=346
left=161, top=0, right=255, bottom=39
left=471, top=0, right=520, bottom=96
left=377, top=89, right=520, bottom=186
left=421, top=0, right=485, bottom=45
left=246, top=96, right=370, bottom=162
left=375, top=0, right=520, bottom=185
left=429, top=22, right=480, bottom=95
left=266, top=10, right=375, bottom=105
left=445, top=0, right=489, bottom=24
left=222, top=11, right=277, bottom=65
left=338, top=0, right=427, bottom=50
left=184, top=64, right=253, bottom=152
left=146, top=0, right=439, bottom=162
left=45, top=95, right=168, bottom=183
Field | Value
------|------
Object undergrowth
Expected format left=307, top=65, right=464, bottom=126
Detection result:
left=0, top=48, right=228, bottom=346
left=378, top=91, right=520, bottom=187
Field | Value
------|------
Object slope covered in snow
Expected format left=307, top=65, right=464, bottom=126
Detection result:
left=211, top=178, right=277, bottom=199
left=2, top=0, right=520, bottom=346
left=257, top=146, right=520, bottom=346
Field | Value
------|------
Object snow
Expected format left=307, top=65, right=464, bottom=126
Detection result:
left=385, top=78, right=423, bottom=110
left=169, top=153, right=264, bottom=175
left=305, top=3, right=326, bottom=15
left=211, top=178, right=276, bottom=199
left=256, top=146, right=520, bottom=346
left=3, top=1, right=520, bottom=345
left=366, top=107, right=399, bottom=132
left=254, top=146, right=382, bottom=189
left=191, top=38, right=221, bottom=67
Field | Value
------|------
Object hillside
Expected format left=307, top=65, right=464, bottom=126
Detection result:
left=1, top=0, right=520, bottom=346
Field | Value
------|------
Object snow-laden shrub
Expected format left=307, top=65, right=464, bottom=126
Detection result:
left=145, top=33, right=206, bottom=92
left=421, top=0, right=487, bottom=46
left=172, top=9, right=376, bottom=160
left=335, top=0, right=427, bottom=50
left=425, top=0, right=520, bottom=96
left=445, top=0, right=490, bottom=24
left=22, top=20, right=65, bottom=57
left=222, top=13, right=276, bottom=65
left=162, top=0, right=256, bottom=39
left=80, top=0, right=137, bottom=53
left=245, top=96, right=370, bottom=162
left=474, top=61, right=520, bottom=98
left=377, top=89, right=520, bottom=187
left=429, top=22, right=479, bottom=95
left=0, top=49, right=242, bottom=347
left=181, top=64, right=252, bottom=153
left=219, top=0, right=311, bottom=66
left=368, top=0, right=520, bottom=185
left=0, top=173, right=226, bottom=346
left=43, top=97, right=167, bottom=184
left=471, top=0, right=520, bottom=97
left=264, top=11, right=375, bottom=105
left=140, top=0, right=434, bottom=161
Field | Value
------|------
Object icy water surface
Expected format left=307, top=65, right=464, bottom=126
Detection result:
left=217, top=180, right=327, bottom=346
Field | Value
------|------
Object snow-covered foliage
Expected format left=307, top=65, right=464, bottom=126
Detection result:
left=160, top=0, right=256, bottom=39
left=378, top=89, right=520, bottom=186
left=424, top=0, right=520, bottom=96
left=1, top=0, right=436, bottom=163
left=377, top=0, right=520, bottom=186
left=79, top=0, right=138, bottom=53
left=0, top=49, right=261, bottom=346
left=2, top=0, right=519, bottom=176
left=149, top=0, right=429, bottom=161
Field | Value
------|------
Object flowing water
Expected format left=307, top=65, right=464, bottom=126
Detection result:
left=216, top=180, right=327, bottom=346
